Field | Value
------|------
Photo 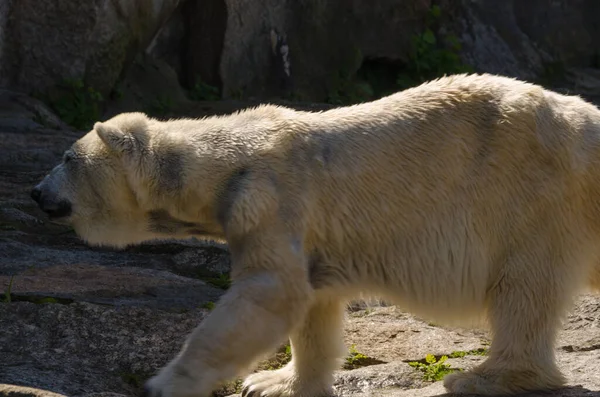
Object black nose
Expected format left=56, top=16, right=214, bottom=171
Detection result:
left=31, top=187, right=42, bottom=203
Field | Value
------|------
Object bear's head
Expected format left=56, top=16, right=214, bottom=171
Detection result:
left=30, top=112, right=193, bottom=249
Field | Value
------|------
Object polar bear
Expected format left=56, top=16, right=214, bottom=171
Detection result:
left=31, top=73, right=600, bottom=396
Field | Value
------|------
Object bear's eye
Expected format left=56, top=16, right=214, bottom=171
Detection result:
left=63, top=153, right=74, bottom=164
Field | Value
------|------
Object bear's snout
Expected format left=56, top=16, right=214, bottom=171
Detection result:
left=31, top=185, right=72, bottom=219
left=30, top=186, right=42, bottom=203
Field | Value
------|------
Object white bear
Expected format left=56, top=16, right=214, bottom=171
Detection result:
left=31, top=73, right=600, bottom=396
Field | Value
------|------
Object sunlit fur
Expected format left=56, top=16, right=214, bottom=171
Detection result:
left=35, top=73, right=600, bottom=396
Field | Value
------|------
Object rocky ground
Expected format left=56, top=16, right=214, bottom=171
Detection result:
left=1, top=91, right=600, bottom=397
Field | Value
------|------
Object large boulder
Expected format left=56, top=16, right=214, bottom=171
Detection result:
left=219, top=0, right=433, bottom=101
left=0, top=0, right=181, bottom=97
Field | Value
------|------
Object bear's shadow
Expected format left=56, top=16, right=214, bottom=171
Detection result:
left=432, top=385, right=600, bottom=397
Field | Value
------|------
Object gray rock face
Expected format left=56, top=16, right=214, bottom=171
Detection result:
left=219, top=0, right=432, bottom=100
left=0, top=0, right=181, bottom=96
left=3, top=0, right=600, bottom=109
left=214, top=0, right=600, bottom=101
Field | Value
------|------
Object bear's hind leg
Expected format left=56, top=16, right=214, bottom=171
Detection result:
left=444, top=252, right=577, bottom=395
left=242, top=295, right=346, bottom=397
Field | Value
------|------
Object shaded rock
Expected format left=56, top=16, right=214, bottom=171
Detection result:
left=101, top=53, right=192, bottom=121
left=0, top=302, right=207, bottom=396
left=220, top=0, right=432, bottom=100
left=0, top=90, right=70, bottom=132
left=179, top=0, right=227, bottom=91
left=0, top=264, right=223, bottom=310
left=0, top=0, right=181, bottom=97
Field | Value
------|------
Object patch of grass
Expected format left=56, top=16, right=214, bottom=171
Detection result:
left=4, top=293, right=73, bottom=305
left=204, top=273, right=231, bottom=290
left=0, top=222, right=16, bottom=231
left=408, top=354, right=458, bottom=382
left=343, top=344, right=386, bottom=370
left=211, top=378, right=244, bottom=397
left=1, top=275, right=15, bottom=303
left=263, top=343, right=293, bottom=370
left=202, top=301, right=216, bottom=311
left=448, top=348, right=488, bottom=358
left=47, top=79, right=104, bottom=130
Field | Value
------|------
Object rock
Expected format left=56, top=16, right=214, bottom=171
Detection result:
left=100, top=53, right=193, bottom=121
left=0, top=384, right=66, bottom=397
left=344, top=306, right=489, bottom=363
left=0, top=263, right=223, bottom=310
left=214, top=0, right=600, bottom=102
left=220, top=0, right=432, bottom=100
left=0, top=90, right=71, bottom=132
left=0, top=0, right=181, bottom=98
left=0, top=302, right=208, bottom=396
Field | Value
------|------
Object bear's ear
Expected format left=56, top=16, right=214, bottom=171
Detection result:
left=95, top=122, right=135, bottom=153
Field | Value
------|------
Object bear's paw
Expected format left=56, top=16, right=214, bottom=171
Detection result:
left=241, top=364, right=332, bottom=397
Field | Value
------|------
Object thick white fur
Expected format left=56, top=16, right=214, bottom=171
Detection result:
left=36, top=74, right=600, bottom=396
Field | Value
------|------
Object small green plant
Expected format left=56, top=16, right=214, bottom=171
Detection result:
left=343, top=344, right=386, bottom=369
left=48, top=79, right=104, bottom=130
left=449, top=348, right=488, bottom=358
left=202, top=301, right=216, bottom=311
left=204, top=273, right=231, bottom=290
left=211, top=378, right=244, bottom=397
left=345, top=344, right=370, bottom=368
left=189, top=78, right=220, bottom=101
left=0, top=222, right=16, bottom=231
left=408, top=354, right=457, bottom=381
left=264, top=343, right=293, bottom=370
left=2, top=275, right=15, bottom=303
left=396, top=5, right=472, bottom=89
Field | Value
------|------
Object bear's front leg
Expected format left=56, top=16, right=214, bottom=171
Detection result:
left=142, top=229, right=313, bottom=397
left=241, top=295, right=346, bottom=397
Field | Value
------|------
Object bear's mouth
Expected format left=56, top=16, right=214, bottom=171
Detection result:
left=44, top=200, right=73, bottom=221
